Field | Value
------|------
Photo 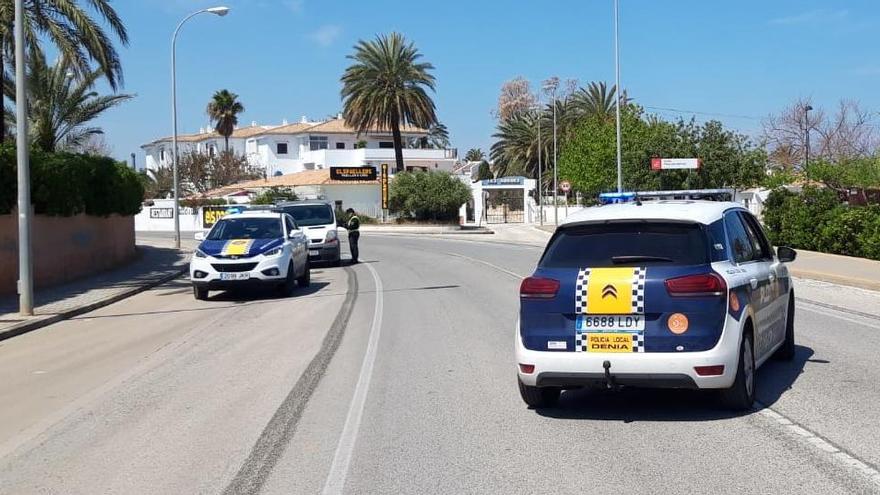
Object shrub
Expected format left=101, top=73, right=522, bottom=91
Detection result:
left=388, top=171, right=471, bottom=222
left=0, top=145, right=143, bottom=216
left=251, top=187, right=297, bottom=205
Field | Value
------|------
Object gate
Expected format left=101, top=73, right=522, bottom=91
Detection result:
left=484, top=189, right=524, bottom=223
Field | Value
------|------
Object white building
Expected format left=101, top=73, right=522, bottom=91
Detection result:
left=141, top=115, right=457, bottom=177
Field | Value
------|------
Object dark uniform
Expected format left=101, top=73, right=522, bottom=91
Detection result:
left=347, top=212, right=360, bottom=263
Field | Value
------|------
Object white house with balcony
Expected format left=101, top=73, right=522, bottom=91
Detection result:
left=141, top=115, right=457, bottom=177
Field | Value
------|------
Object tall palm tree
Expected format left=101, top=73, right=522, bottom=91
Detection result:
left=568, top=81, right=628, bottom=123
left=206, top=89, right=244, bottom=152
left=23, top=53, right=132, bottom=152
left=0, top=0, right=129, bottom=141
left=490, top=110, right=549, bottom=179
left=341, top=32, right=437, bottom=173
left=465, top=148, right=485, bottom=162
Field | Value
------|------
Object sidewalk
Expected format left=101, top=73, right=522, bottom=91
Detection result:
left=0, top=238, right=191, bottom=341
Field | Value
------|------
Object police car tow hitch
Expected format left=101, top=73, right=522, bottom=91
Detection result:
left=602, top=360, right=618, bottom=391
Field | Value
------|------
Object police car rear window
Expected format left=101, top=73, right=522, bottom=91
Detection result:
left=540, top=222, right=709, bottom=268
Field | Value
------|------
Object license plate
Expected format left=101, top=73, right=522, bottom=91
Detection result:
left=576, top=314, right=644, bottom=332
left=309, top=249, right=320, bottom=256
left=220, top=272, right=250, bottom=281
left=584, top=333, right=639, bottom=353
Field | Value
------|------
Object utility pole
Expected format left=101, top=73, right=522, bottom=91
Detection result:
left=804, top=105, right=813, bottom=168
left=613, top=0, right=623, bottom=193
left=15, top=0, right=33, bottom=316
left=537, top=104, right=543, bottom=226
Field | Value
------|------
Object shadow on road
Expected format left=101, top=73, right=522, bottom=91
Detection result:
left=535, top=344, right=813, bottom=422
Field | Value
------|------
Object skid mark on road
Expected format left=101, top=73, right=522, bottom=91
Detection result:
left=322, top=262, right=384, bottom=494
left=222, top=268, right=358, bottom=495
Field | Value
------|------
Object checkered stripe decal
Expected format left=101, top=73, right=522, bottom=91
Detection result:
left=575, top=332, right=645, bottom=353
left=631, top=267, right=646, bottom=314
left=575, top=268, right=590, bottom=314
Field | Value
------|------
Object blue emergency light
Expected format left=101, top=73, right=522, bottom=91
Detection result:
left=226, top=206, right=246, bottom=214
left=598, top=192, right=637, bottom=204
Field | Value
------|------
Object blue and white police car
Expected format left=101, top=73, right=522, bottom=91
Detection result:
left=190, top=210, right=310, bottom=300
left=516, top=191, right=797, bottom=410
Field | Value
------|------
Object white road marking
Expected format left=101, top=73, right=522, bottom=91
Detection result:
left=798, top=302, right=880, bottom=331
left=322, top=262, right=384, bottom=495
left=756, top=403, right=880, bottom=487
left=441, top=251, right=526, bottom=280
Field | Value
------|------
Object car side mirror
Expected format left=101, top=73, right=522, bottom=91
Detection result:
left=289, top=229, right=300, bottom=238
left=194, top=232, right=205, bottom=241
left=777, top=246, right=797, bottom=263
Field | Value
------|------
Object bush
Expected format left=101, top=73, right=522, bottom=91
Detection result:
left=763, top=186, right=880, bottom=260
left=180, top=197, right=228, bottom=209
left=388, top=171, right=471, bottom=222
left=0, top=145, right=144, bottom=216
left=251, top=187, right=297, bottom=205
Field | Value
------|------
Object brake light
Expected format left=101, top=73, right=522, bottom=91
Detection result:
left=665, top=273, right=726, bottom=296
left=694, top=365, right=725, bottom=376
left=520, top=277, right=560, bottom=299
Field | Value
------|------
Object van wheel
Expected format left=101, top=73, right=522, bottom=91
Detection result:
left=518, top=379, right=560, bottom=408
left=774, top=295, right=795, bottom=361
left=720, top=332, right=755, bottom=410
left=297, top=259, right=311, bottom=287
left=193, top=286, right=208, bottom=301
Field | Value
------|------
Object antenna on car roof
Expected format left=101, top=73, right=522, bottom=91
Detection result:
left=634, top=192, right=642, bottom=206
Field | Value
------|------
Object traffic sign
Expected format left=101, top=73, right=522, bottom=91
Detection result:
left=560, top=181, right=571, bottom=192
left=651, top=158, right=701, bottom=170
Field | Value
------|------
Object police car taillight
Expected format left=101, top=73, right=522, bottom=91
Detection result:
left=520, top=277, right=560, bottom=299
left=665, top=273, right=726, bottom=296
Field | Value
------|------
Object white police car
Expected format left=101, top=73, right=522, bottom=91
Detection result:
left=516, top=191, right=797, bottom=410
left=190, top=211, right=310, bottom=300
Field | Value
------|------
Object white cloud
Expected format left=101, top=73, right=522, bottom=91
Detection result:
left=285, top=0, right=304, bottom=14
left=769, top=9, right=849, bottom=25
left=309, top=24, right=342, bottom=47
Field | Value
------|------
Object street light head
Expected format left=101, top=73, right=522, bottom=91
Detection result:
left=206, top=6, right=230, bottom=16
left=805, top=105, right=813, bottom=112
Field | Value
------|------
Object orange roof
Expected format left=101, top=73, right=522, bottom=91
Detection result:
left=304, top=119, right=427, bottom=135
left=263, top=122, right=315, bottom=135
left=205, top=168, right=379, bottom=197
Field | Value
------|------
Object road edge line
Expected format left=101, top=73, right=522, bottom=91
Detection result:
left=322, top=262, right=384, bottom=495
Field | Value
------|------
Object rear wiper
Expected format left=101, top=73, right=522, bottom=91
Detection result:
left=611, top=255, right=674, bottom=264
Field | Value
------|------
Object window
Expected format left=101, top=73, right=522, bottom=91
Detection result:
left=335, top=142, right=345, bottom=149
left=159, top=148, right=165, bottom=161
left=540, top=222, right=709, bottom=268
left=209, top=145, right=216, bottom=157
left=278, top=204, right=335, bottom=227
left=309, top=136, right=328, bottom=151
left=724, top=211, right=755, bottom=263
left=277, top=142, right=288, bottom=155
left=284, top=215, right=297, bottom=234
left=739, top=212, right=773, bottom=260
left=207, top=218, right=283, bottom=240
left=379, top=141, right=394, bottom=149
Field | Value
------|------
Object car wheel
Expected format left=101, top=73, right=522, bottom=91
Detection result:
left=297, top=258, right=311, bottom=287
left=720, top=331, right=755, bottom=411
left=518, top=378, right=560, bottom=408
left=279, top=262, right=297, bottom=296
left=193, top=285, right=208, bottom=301
left=774, top=295, right=795, bottom=361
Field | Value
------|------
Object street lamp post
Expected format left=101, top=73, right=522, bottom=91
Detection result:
left=804, top=105, right=813, bottom=168
left=543, top=77, right=559, bottom=226
left=613, top=0, right=623, bottom=193
left=536, top=103, right=543, bottom=226
left=14, top=0, right=32, bottom=315
left=171, top=6, right=230, bottom=249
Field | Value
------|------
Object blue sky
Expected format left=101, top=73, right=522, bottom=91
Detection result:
left=93, top=0, right=880, bottom=164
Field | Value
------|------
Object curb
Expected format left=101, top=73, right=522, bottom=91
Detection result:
left=0, top=265, right=188, bottom=343
left=789, top=268, right=880, bottom=292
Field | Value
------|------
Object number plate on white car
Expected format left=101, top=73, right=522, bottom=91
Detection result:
left=309, top=249, right=320, bottom=256
left=220, top=272, right=250, bottom=281
left=576, top=314, right=644, bottom=332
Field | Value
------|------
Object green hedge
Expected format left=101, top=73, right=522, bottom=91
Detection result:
left=0, top=146, right=143, bottom=216
left=388, top=171, right=471, bottom=222
left=763, top=187, right=880, bottom=260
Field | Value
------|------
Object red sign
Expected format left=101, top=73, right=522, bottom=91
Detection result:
left=651, top=158, right=701, bottom=170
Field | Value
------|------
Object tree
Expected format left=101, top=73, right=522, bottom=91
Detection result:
left=490, top=110, right=549, bottom=178
left=251, top=187, right=297, bottom=205
left=0, top=0, right=129, bottom=141
left=465, top=148, right=485, bottom=162
left=568, top=82, right=626, bottom=123
left=341, top=32, right=438, bottom=173
left=206, top=89, right=245, bottom=152
left=476, top=160, right=493, bottom=181
left=22, top=53, right=132, bottom=152
left=143, top=166, right=174, bottom=199
left=388, top=170, right=471, bottom=221
left=178, top=151, right=262, bottom=195
left=495, top=77, right=536, bottom=122
left=411, top=121, right=449, bottom=149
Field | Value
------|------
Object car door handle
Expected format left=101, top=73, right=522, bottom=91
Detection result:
left=749, top=278, right=759, bottom=289
left=768, top=274, right=776, bottom=282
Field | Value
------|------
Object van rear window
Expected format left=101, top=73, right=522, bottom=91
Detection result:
left=540, top=222, right=709, bottom=268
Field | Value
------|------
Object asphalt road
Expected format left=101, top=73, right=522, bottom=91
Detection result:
left=2, top=234, right=880, bottom=494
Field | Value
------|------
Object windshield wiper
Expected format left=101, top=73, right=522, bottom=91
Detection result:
left=611, top=255, right=674, bottom=264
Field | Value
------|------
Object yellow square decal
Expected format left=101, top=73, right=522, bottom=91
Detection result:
left=586, top=267, right=635, bottom=315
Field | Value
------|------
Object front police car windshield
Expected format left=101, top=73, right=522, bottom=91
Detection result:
left=207, top=218, right=282, bottom=240
left=541, top=222, right=709, bottom=268
left=283, top=205, right=334, bottom=227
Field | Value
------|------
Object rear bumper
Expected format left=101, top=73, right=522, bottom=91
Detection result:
left=515, top=316, right=742, bottom=390
left=309, top=242, right=340, bottom=262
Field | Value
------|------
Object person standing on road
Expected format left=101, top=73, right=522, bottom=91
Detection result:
left=346, top=208, right=360, bottom=264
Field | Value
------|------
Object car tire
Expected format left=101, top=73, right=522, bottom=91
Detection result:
left=279, top=262, right=297, bottom=296
left=193, top=286, right=208, bottom=301
left=720, top=331, right=755, bottom=411
left=518, top=378, right=560, bottom=408
left=774, top=295, right=796, bottom=361
left=297, top=258, right=311, bottom=287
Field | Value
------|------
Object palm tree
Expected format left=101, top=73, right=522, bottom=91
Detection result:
left=0, top=0, right=129, bottom=141
left=465, top=148, right=485, bottom=162
left=568, top=81, right=629, bottom=123
left=24, top=54, right=132, bottom=152
left=341, top=32, right=437, bottom=173
left=409, top=121, right=449, bottom=149
left=144, top=166, right=175, bottom=199
left=490, top=110, right=549, bottom=179
left=206, top=89, right=245, bottom=152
